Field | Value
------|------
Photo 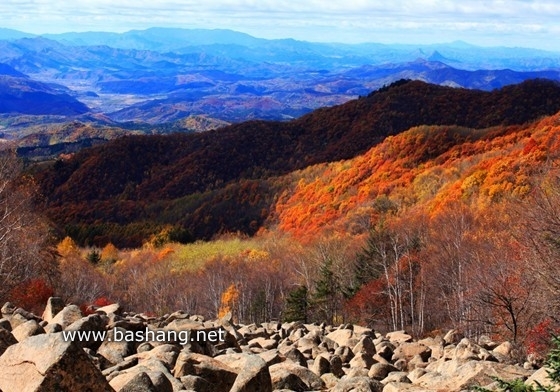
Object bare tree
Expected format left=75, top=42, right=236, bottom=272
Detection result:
left=0, top=147, right=50, bottom=302
left=427, top=202, right=477, bottom=333
left=515, top=168, right=560, bottom=321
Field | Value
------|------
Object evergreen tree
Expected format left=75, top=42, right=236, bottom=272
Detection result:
left=284, top=285, right=309, bottom=323
left=86, top=249, right=101, bottom=265
left=350, top=221, right=392, bottom=294
left=545, top=335, right=560, bottom=386
left=314, top=257, right=340, bottom=324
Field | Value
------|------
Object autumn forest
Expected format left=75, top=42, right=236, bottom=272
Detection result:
left=3, top=79, right=560, bottom=360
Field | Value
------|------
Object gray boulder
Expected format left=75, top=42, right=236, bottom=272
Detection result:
left=0, top=332, right=113, bottom=392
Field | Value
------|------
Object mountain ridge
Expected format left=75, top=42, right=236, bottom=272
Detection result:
left=0, top=75, right=89, bottom=116
left=34, top=79, right=560, bottom=246
left=1, top=31, right=560, bottom=126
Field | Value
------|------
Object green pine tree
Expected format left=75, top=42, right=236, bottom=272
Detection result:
left=86, top=249, right=101, bottom=265
left=284, top=285, right=309, bottom=323
left=314, top=257, right=340, bottom=325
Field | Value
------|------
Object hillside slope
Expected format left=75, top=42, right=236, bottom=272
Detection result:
left=0, top=74, right=89, bottom=116
left=34, top=79, right=560, bottom=246
left=274, top=118, right=557, bottom=237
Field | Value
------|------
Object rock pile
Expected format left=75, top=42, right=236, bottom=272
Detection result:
left=0, top=298, right=554, bottom=392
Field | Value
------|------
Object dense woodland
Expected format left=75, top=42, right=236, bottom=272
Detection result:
left=35, top=79, right=560, bottom=247
left=2, top=79, right=560, bottom=360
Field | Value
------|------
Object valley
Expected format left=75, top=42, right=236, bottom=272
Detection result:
left=1, top=28, right=560, bottom=147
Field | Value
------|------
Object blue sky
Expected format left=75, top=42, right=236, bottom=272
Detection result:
left=1, top=0, right=560, bottom=50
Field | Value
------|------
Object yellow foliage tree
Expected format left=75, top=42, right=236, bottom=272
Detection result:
left=101, top=243, right=119, bottom=263
left=218, top=283, right=239, bottom=319
left=57, top=236, right=79, bottom=258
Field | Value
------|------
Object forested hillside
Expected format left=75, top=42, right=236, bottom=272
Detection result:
left=35, top=79, right=560, bottom=247
left=4, top=79, right=560, bottom=357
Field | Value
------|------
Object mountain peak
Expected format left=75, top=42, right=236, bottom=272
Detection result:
left=428, top=50, right=447, bottom=62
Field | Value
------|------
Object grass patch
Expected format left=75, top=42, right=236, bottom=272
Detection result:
left=166, top=237, right=265, bottom=271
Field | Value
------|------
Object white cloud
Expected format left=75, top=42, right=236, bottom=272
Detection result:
left=1, top=0, right=560, bottom=50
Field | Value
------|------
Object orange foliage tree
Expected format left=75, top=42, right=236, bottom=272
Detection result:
left=218, top=283, right=240, bottom=320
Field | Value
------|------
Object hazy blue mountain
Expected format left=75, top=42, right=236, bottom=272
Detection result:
left=0, top=74, right=89, bottom=116
left=0, top=63, right=26, bottom=77
left=43, top=27, right=265, bottom=51
left=106, top=58, right=560, bottom=123
left=33, top=27, right=560, bottom=70
left=342, top=59, right=560, bottom=90
left=0, top=28, right=35, bottom=41
left=1, top=28, right=560, bottom=131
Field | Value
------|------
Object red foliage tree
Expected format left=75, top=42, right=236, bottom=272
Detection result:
left=9, top=278, right=54, bottom=315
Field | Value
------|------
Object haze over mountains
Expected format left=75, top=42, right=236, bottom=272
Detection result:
left=1, top=27, right=560, bottom=155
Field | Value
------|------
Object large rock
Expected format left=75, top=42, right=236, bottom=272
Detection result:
left=173, top=352, right=237, bottom=391
left=248, top=336, right=277, bottom=350
left=0, top=318, right=11, bottom=331
left=135, top=344, right=180, bottom=370
left=329, top=354, right=344, bottom=377
left=383, top=382, right=436, bottom=392
left=180, top=375, right=215, bottom=391
left=349, top=352, right=375, bottom=369
left=0, top=328, right=17, bottom=356
left=386, top=330, right=413, bottom=344
left=97, top=328, right=136, bottom=366
left=381, top=371, right=410, bottom=385
left=353, top=336, right=376, bottom=357
left=375, top=340, right=395, bottom=361
left=526, top=367, right=560, bottom=391
left=332, top=376, right=383, bottom=392
left=269, top=362, right=324, bottom=391
left=97, top=303, right=123, bottom=316
left=119, top=371, right=158, bottom=392
left=325, top=328, right=359, bottom=349
left=49, top=304, right=83, bottom=329
left=258, top=349, right=283, bottom=366
left=218, top=353, right=273, bottom=392
left=65, top=313, right=107, bottom=349
left=453, top=338, right=481, bottom=360
left=418, top=359, right=533, bottom=391
left=6, top=312, right=29, bottom=329
left=283, top=346, right=308, bottom=367
left=109, top=359, right=179, bottom=392
left=42, top=297, right=65, bottom=323
left=368, top=362, right=399, bottom=380
left=334, top=345, right=355, bottom=363
left=1, top=302, right=16, bottom=317
left=311, top=354, right=331, bottom=376
left=392, top=342, right=432, bottom=363
left=0, top=332, right=114, bottom=392
left=295, top=336, right=319, bottom=358
left=10, top=320, right=45, bottom=342
left=443, top=329, right=464, bottom=345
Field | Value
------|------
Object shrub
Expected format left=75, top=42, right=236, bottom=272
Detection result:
left=9, top=278, right=54, bottom=315
left=472, top=335, right=560, bottom=391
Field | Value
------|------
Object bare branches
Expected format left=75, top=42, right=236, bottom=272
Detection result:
left=0, top=147, right=50, bottom=301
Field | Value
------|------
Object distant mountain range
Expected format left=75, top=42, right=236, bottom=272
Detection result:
left=0, top=27, right=560, bottom=149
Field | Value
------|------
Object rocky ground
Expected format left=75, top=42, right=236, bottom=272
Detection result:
left=0, top=298, right=556, bottom=392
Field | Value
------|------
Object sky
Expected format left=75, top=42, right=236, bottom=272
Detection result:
left=1, top=0, right=560, bottom=51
